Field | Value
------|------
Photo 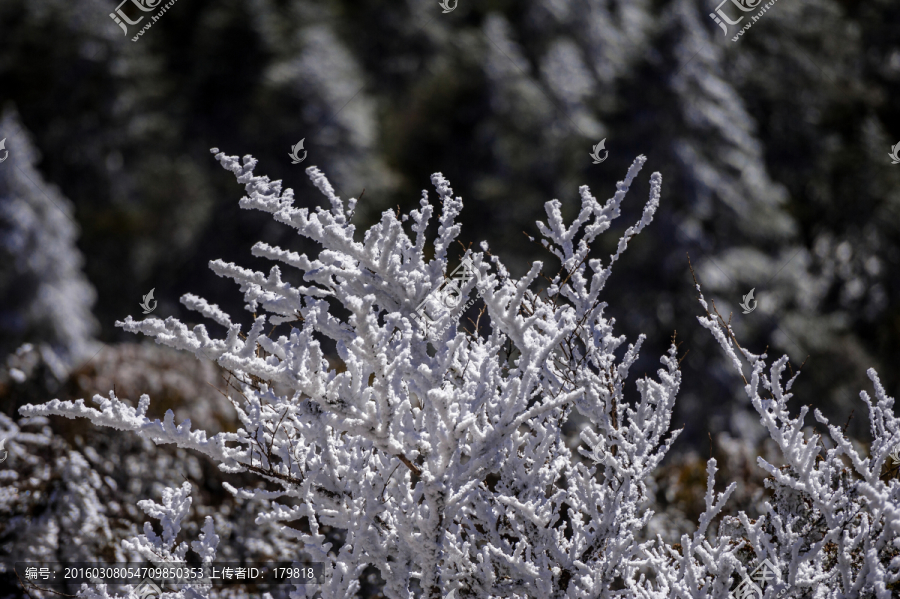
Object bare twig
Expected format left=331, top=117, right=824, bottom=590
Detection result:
left=268, top=407, right=291, bottom=457
left=380, top=462, right=402, bottom=503
left=206, top=380, right=230, bottom=401
left=688, top=253, right=749, bottom=386
left=472, top=305, right=487, bottom=337
left=16, top=570, right=77, bottom=598
left=456, top=240, right=474, bottom=254
left=15, top=570, right=37, bottom=599
left=841, top=409, right=855, bottom=436
left=396, top=453, right=423, bottom=477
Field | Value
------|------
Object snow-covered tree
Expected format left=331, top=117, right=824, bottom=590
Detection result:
left=0, top=107, right=99, bottom=384
left=19, top=152, right=900, bottom=598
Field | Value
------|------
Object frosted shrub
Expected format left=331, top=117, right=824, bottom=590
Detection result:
left=676, top=286, right=900, bottom=598
left=636, top=282, right=900, bottom=598
left=19, top=149, right=900, bottom=598
left=0, top=407, right=298, bottom=597
left=0, top=413, right=122, bottom=567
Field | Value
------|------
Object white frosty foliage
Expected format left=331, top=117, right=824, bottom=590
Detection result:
left=0, top=413, right=127, bottom=572
left=76, top=483, right=220, bottom=599
left=19, top=150, right=900, bottom=598
left=123, top=482, right=195, bottom=562
left=684, top=285, right=900, bottom=598
left=22, top=151, right=671, bottom=598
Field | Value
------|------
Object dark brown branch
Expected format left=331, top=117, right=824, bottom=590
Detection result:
left=687, top=253, right=749, bottom=386
left=396, top=453, right=422, bottom=477
left=16, top=570, right=77, bottom=598
left=841, top=409, right=855, bottom=436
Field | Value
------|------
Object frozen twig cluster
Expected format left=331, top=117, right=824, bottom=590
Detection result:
left=19, top=151, right=900, bottom=598
left=673, top=279, right=900, bottom=598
